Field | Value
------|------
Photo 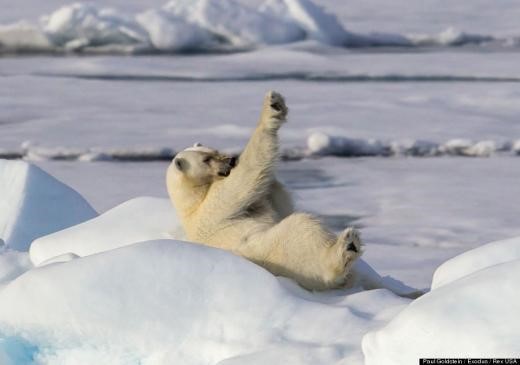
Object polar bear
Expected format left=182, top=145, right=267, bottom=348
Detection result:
left=166, top=91, right=362, bottom=290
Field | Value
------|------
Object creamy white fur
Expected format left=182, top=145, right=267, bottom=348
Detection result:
left=167, top=91, right=362, bottom=290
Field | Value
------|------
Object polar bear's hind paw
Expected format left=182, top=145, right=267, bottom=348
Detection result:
left=339, top=227, right=363, bottom=266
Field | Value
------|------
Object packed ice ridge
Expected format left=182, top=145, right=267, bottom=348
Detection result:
left=0, top=0, right=507, bottom=54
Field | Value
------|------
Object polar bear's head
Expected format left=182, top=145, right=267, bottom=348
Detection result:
left=169, top=143, right=237, bottom=185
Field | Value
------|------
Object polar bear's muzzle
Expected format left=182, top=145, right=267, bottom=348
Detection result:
left=218, top=169, right=231, bottom=177
left=216, top=156, right=237, bottom=177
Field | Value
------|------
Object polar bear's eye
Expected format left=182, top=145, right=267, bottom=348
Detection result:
left=203, top=157, right=211, bottom=164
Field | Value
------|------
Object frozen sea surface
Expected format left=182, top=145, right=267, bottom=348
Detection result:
left=2, top=69, right=520, bottom=154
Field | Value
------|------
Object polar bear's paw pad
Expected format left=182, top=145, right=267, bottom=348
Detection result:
left=343, top=227, right=362, bottom=252
left=338, top=227, right=363, bottom=267
left=264, top=90, right=288, bottom=123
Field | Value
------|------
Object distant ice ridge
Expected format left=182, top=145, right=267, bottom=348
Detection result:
left=307, top=133, right=518, bottom=158
left=0, top=0, right=509, bottom=54
left=2, top=136, right=520, bottom=162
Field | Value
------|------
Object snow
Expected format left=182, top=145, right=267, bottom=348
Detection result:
left=31, top=157, right=520, bottom=293
left=135, top=9, right=213, bottom=52
left=162, top=0, right=304, bottom=47
left=0, top=249, right=31, bottom=291
left=513, top=140, right=520, bottom=155
left=431, top=236, right=520, bottom=289
left=22, top=145, right=176, bottom=162
left=30, top=197, right=183, bottom=266
left=42, top=3, right=146, bottom=51
left=2, top=64, right=520, bottom=153
left=6, top=159, right=514, bottom=364
left=259, top=0, right=348, bottom=45
left=0, top=0, right=516, bottom=54
left=408, top=27, right=494, bottom=47
left=0, top=21, right=50, bottom=51
left=0, top=160, right=97, bottom=251
left=363, top=240, right=520, bottom=364
left=1, top=239, right=411, bottom=365
left=2, top=0, right=520, bottom=363
left=307, top=133, right=388, bottom=157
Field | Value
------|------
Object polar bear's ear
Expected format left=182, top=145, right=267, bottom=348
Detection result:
left=193, top=142, right=203, bottom=147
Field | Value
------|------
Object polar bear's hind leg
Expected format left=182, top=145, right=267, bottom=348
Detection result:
left=327, top=227, right=363, bottom=287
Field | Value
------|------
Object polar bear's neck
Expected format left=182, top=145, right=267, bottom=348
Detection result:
left=173, top=177, right=210, bottom=219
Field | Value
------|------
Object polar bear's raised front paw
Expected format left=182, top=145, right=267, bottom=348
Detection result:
left=261, top=90, right=288, bottom=129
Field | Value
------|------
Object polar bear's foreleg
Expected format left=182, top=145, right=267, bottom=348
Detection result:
left=269, top=180, right=294, bottom=220
left=209, top=91, right=288, bottom=215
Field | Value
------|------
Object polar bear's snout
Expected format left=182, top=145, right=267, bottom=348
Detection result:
left=217, top=157, right=236, bottom=177
left=218, top=168, right=231, bottom=177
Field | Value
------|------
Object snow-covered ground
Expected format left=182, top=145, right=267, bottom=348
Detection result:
left=0, top=159, right=519, bottom=364
left=1, top=0, right=520, bottom=363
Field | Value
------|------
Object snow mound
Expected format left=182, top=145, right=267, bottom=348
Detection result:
left=409, top=27, right=494, bottom=47
left=0, top=160, right=97, bottom=251
left=0, top=21, right=51, bottom=52
left=362, top=239, right=520, bottom=364
left=136, top=9, right=214, bottom=51
left=30, top=197, right=182, bottom=266
left=307, top=133, right=388, bottom=157
left=259, top=0, right=347, bottom=45
left=163, top=0, right=305, bottom=47
left=431, top=236, right=520, bottom=289
left=42, top=3, right=147, bottom=51
left=0, top=240, right=410, bottom=365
